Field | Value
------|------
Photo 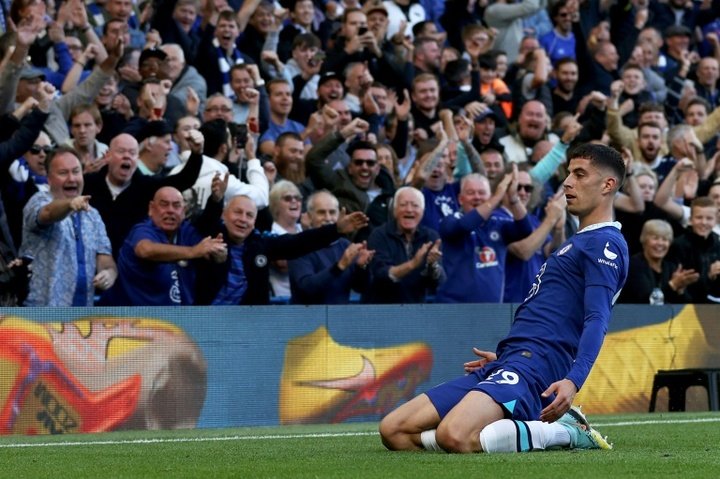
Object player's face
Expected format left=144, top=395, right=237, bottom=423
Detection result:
left=223, top=196, right=257, bottom=243
left=690, top=205, right=717, bottom=239
left=563, top=158, right=609, bottom=218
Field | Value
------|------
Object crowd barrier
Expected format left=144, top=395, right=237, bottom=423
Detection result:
left=1, top=304, right=718, bottom=435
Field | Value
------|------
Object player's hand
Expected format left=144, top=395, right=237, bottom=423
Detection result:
left=540, top=378, right=578, bottom=422
left=463, top=348, right=497, bottom=373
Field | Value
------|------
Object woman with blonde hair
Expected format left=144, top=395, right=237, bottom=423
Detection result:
left=267, top=180, right=303, bottom=301
left=618, top=219, right=697, bottom=304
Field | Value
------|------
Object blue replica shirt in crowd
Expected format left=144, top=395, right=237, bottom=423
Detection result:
left=436, top=208, right=532, bottom=303
left=539, top=30, right=576, bottom=64
left=498, top=222, right=628, bottom=390
left=420, top=182, right=461, bottom=232
left=258, top=118, right=308, bottom=145
left=503, top=212, right=552, bottom=303
left=104, top=219, right=203, bottom=306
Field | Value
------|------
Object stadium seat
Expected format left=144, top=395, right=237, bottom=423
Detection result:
left=648, top=369, right=720, bottom=412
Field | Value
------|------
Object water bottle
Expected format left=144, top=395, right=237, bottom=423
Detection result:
left=649, top=287, right=664, bottom=305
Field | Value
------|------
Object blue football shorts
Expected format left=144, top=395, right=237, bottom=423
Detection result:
left=425, top=359, right=552, bottom=420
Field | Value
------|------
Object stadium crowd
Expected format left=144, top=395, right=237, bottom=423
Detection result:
left=1, top=0, right=720, bottom=306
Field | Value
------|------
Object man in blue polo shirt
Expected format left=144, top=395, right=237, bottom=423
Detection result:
left=103, top=182, right=227, bottom=306
left=380, top=144, right=628, bottom=454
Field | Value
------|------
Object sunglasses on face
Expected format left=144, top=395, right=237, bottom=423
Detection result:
left=281, top=194, right=303, bottom=203
left=518, top=184, right=534, bottom=193
left=29, top=145, right=53, bottom=155
left=352, top=159, right=377, bottom=167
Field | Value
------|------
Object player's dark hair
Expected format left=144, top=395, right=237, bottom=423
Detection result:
left=567, top=143, right=625, bottom=187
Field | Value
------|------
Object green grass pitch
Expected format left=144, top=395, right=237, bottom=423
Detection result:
left=1, top=413, right=719, bottom=479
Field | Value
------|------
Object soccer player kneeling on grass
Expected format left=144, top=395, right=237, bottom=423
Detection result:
left=379, top=144, right=628, bottom=453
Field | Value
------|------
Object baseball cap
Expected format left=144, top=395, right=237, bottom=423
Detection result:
left=474, top=110, right=498, bottom=122
left=318, top=71, right=343, bottom=87
left=664, top=25, right=692, bottom=38
left=19, top=66, right=45, bottom=81
left=139, top=47, right=167, bottom=66
left=137, top=120, right=173, bottom=143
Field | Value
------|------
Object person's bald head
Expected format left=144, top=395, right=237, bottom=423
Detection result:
left=107, top=133, right=139, bottom=187
left=149, top=187, right=185, bottom=235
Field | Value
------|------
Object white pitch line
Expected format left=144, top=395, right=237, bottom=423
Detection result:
left=1, top=416, right=719, bottom=449
left=593, top=416, right=720, bottom=427
left=0, top=431, right=378, bottom=448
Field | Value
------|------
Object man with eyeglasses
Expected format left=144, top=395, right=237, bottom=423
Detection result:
left=2, top=132, right=54, bottom=251
left=501, top=164, right=567, bottom=303
left=435, top=167, right=532, bottom=303
left=307, top=125, right=396, bottom=232
left=0, top=79, right=56, bottom=256
left=539, top=0, right=576, bottom=65
left=203, top=94, right=234, bottom=123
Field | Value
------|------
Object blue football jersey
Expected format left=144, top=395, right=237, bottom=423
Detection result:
left=496, top=222, right=629, bottom=389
